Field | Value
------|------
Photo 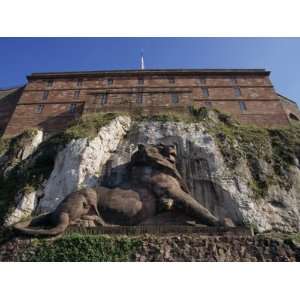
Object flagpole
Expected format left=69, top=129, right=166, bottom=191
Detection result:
left=140, top=50, right=144, bottom=70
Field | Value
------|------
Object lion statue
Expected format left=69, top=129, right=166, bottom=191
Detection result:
left=14, top=143, right=228, bottom=236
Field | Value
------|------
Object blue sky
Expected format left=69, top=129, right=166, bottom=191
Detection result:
left=0, top=37, right=299, bottom=104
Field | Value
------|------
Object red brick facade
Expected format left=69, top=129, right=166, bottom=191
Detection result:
left=0, top=86, right=24, bottom=136
left=277, top=93, right=300, bottom=122
left=1, top=69, right=298, bottom=136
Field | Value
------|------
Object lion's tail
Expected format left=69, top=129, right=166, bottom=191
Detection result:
left=14, top=222, right=69, bottom=236
left=14, top=213, right=69, bottom=236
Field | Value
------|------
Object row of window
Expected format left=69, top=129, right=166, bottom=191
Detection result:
left=45, top=77, right=240, bottom=88
left=35, top=103, right=77, bottom=113
left=96, top=93, right=179, bottom=105
left=34, top=100, right=248, bottom=114
left=204, top=100, right=247, bottom=112
left=40, top=87, right=242, bottom=101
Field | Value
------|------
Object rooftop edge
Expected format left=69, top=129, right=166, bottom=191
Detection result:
left=27, top=68, right=270, bottom=79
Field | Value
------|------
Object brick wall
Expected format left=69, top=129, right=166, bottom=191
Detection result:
left=278, top=94, right=300, bottom=123
left=0, top=87, right=23, bottom=136
left=3, top=70, right=292, bottom=136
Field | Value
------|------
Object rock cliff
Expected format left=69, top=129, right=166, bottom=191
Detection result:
left=1, top=110, right=300, bottom=233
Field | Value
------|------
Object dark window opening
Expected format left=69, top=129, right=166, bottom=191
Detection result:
left=202, top=87, right=209, bottom=97
left=42, top=91, right=49, bottom=100
left=69, top=103, right=76, bottom=113
left=169, top=77, right=175, bottom=84
left=171, top=93, right=179, bottom=104
left=100, top=93, right=108, bottom=105
left=107, top=78, right=113, bottom=85
left=74, top=90, right=80, bottom=99
left=204, top=101, right=212, bottom=108
left=36, top=104, right=44, bottom=113
left=199, top=77, right=206, bottom=84
left=137, top=93, right=143, bottom=104
left=77, top=79, right=83, bottom=87
left=289, top=113, right=300, bottom=121
left=234, top=87, right=241, bottom=97
left=239, top=100, right=247, bottom=112
left=138, top=77, right=144, bottom=85
left=47, top=80, right=54, bottom=87
left=231, top=78, right=238, bottom=85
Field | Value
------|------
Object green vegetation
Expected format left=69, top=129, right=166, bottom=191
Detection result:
left=203, top=110, right=300, bottom=197
left=16, top=234, right=142, bottom=262
left=63, top=112, right=120, bottom=140
left=268, top=126, right=300, bottom=190
left=0, top=128, right=38, bottom=166
left=134, top=113, right=183, bottom=123
left=0, top=138, right=10, bottom=157
left=134, top=106, right=213, bottom=123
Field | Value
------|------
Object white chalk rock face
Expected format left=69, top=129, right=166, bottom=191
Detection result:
left=38, top=115, right=131, bottom=212
left=20, top=130, right=44, bottom=160
left=3, top=129, right=44, bottom=225
left=4, top=191, right=38, bottom=226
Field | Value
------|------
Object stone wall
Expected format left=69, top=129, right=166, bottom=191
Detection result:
left=0, top=87, right=23, bottom=135
left=0, top=232, right=299, bottom=262
left=3, top=70, right=291, bottom=136
left=278, top=93, right=300, bottom=122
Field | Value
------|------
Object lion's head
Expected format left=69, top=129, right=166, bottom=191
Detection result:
left=129, top=143, right=189, bottom=194
left=134, top=143, right=177, bottom=167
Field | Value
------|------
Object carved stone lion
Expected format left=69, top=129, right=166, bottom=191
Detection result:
left=14, top=144, right=226, bottom=236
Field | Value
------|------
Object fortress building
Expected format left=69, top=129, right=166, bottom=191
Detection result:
left=1, top=68, right=299, bottom=137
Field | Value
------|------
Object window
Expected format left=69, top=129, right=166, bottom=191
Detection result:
left=100, top=93, right=108, bottom=105
left=169, top=77, right=175, bottom=84
left=234, top=87, right=241, bottom=97
left=138, top=77, right=144, bottom=85
left=204, top=101, right=212, bottom=108
left=239, top=100, right=247, bottom=112
left=202, top=87, right=209, bottom=97
left=42, top=91, right=49, bottom=100
left=77, top=79, right=83, bottom=87
left=35, top=104, right=44, bottom=113
left=199, top=77, right=206, bottom=84
left=74, top=90, right=80, bottom=99
left=231, top=77, right=238, bottom=85
left=107, top=78, right=113, bottom=85
left=171, top=93, right=179, bottom=104
left=136, top=92, right=143, bottom=104
left=47, top=80, right=53, bottom=87
left=69, top=103, right=76, bottom=113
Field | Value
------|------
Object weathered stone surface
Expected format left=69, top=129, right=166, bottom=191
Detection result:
left=4, top=191, right=38, bottom=226
left=0, top=129, right=43, bottom=174
left=19, top=130, right=43, bottom=161
left=2, top=129, right=44, bottom=225
left=38, top=115, right=131, bottom=212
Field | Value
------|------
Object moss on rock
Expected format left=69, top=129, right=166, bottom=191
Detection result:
left=0, top=138, right=10, bottom=157
left=63, top=112, right=120, bottom=140
left=204, top=111, right=300, bottom=198
left=1, top=232, right=299, bottom=262
left=14, top=234, right=142, bottom=262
